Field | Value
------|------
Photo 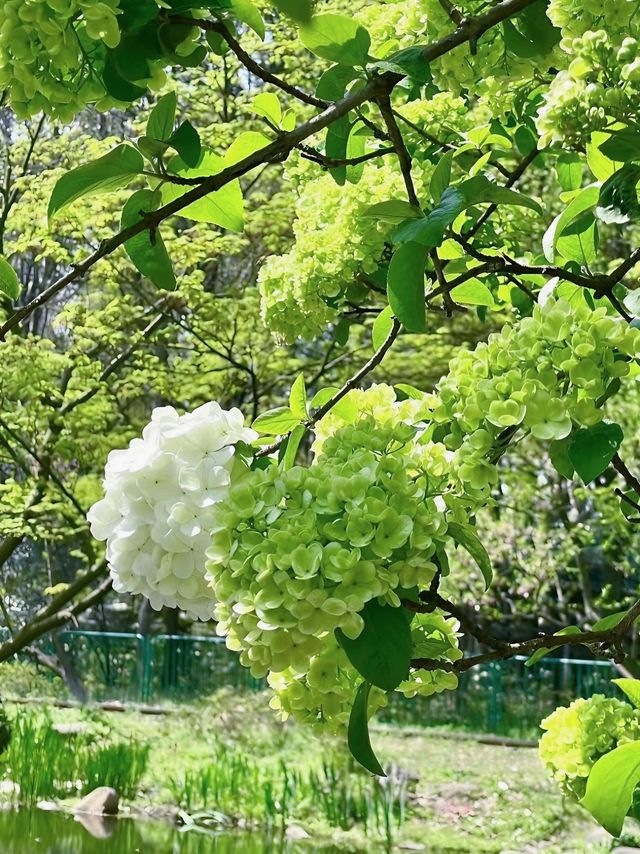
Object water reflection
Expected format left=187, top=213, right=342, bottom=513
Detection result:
left=0, top=808, right=338, bottom=854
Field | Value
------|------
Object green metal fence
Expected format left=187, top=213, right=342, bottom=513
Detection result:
left=5, top=630, right=622, bottom=736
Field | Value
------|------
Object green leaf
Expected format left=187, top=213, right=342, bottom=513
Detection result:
left=447, top=522, right=493, bottom=589
left=556, top=153, right=583, bottom=192
left=48, top=144, right=144, bottom=223
left=555, top=212, right=598, bottom=265
left=549, top=437, right=574, bottom=479
left=362, top=199, right=422, bottom=224
left=270, top=0, right=312, bottom=22
left=450, top=278, right=495, bottom=307
left=525, top=626, right=582, bottom=667
left=224, top=131, right=271, bottom=167
left=597, top=164, right=640, bottom=224
left=587, top=131, right=623, bottom=182
left=581, top=741, right=640, bottom=837
left=168, top=121, right=202, bottom=168
left=281, top=424, right=306, bottom=471
left=384, top=46, right=431, bottom=83
left=0, top=257, right=20, bottom=301
left=336, top=598, right=412, bottom=691
left=348, top=681, right=386, bottom=777
left=325, top=113, right=351, bottom=186
left=300, top=14, right=371, bottom=67
left=592, top=611, right=628, bottom=632
left=121, top=189, right=176, bottom=291
left=542, top=185, right=599, bottom=262
left=372, top=306, right=394, bottom=351
left=568, top=422, right=624, bottom=484
left=253, top=406, right=300, bottom=436
left=387, top=242, right=427, bottom=333
left=231, top=0, right=265, bottom=39
left=625, top=290, right=640, bottom=317
left=430, top=151, right=453, bottom=204
left=613, top=678, right=640, bottom=709
left=252, top=92, right=282, bottom=126
left=393, top=187, right=466, bottom=248
left=147, top=91, right=177, bottom=141
left=460, top=174, right=542, bottom=215
left=599, top=129, right=640, bottom=163
left=345, top=120, right=366, bottom=185
left=102, top=51, right=147, bottom=102
left=161, top=150, right=244, bottom=231
left=316, top=65, right=360, bottom=100
left=502, top=0, right=560, bottom=57
left=289, top=373, right=308, bottom=420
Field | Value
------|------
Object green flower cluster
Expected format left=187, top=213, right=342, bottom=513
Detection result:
left=536, top=28, right=640, bottom=146
left=539, top=694, right=640, bottom=799
left=546, top=0, right=637, bottom=40
left=207, top=414, right=450, bottom=678
left=397, top=612, right=461, bottom=699
left=0, top=0, right=122, bottom=120
left=435, top=299, right=640, bottom=498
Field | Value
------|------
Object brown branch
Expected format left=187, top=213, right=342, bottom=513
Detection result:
left=298, top=144, right=395, bottom=169
left=613, top=454, right=640, bottom=496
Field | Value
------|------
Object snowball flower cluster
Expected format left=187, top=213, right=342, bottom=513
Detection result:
left=539, top=694, right=640, bottom=799
left=88, top=403, right=257, bottom=621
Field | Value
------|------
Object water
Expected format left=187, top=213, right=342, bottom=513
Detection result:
left=0, top=808, right=338, bottom=854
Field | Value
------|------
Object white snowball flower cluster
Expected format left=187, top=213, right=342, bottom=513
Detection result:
left=88, top=403, right=257, bottom=620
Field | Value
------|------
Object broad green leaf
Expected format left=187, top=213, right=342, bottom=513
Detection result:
left=300, top=14, right=371, bottom=67
left=147, top=92, right=177, bottom=141
left=460, top=174, right=542, bottom=215
left=252, top=406, right=300, bottom=436
left=48, top=144, right=144, bottom=223
left=581, top=742, right=640, bottom=837
left=362, top=199, right=422, bottom=224
left=336, top=599, right=412, bottom=691
left=309, top=387, right=340, bottom=411
left=592, top=611, right=628, bottom=632
left=502, top=0, right=560, bottom=57
left=387, top=242, right=427, bottom=333
left=597, top=164, right=640, bottom=224
left=325, top=113, right=351, bottom=186
left=252, top=92, right=282, bottom=126
left=568, top=422, right=624, bottom=484
left=542, top=185, right=599, bottom=262
left=393, top=187, right=466, bottom=247
left=447, top=522, right=493, bottom=589
left=515, top=125, right=537, bottom=157
left=168, top=121, right=202, bottom=168
left=121, top=189, right=176, bottom=291
left=270, top=0, right=312, bottom=21
left=450, top=278, right=495, bottom=307
left=525, top=626, right=582, bottom=667
left=231, top=0, right=265, bottom=39
left=587, top=131, right=623, bottom=182
left=161, top=150, right=244, bottom=231
left=555, top=212, right=598, bottom=265
left=384, top=46, right=431, bottom=83
left=598, top=129, right=640, bottom=162
left=613, top=678, right=640, bottom=709
left=395, top=383, right=424, bottom=400
left=556, top=153, right=583, bottom=191
left=348, top=681, right=386, bottom=777
left=0, top=257, right=20, bottom=301
left=430, top=151, right=453, bottom=204
left=224, top=131, right=270, bottom=167
left=102, top=52, right=147, bottom=102
left=345, top=120, right=366, bottom=185
left=549, top=437, right=574, bottom=479
left=372, top=305, right=394, bottom=351
left=316, top=65, right=360, bottom=100
left=289, top=373, right=308, bottom=420
left=282, top=424, right=306, bottom=471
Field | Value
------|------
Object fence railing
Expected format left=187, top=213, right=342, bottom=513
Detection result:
left=2, top=629, right=623, bottom=737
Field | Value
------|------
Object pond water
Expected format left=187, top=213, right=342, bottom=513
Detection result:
left=0, top=809, right=340, bottom=854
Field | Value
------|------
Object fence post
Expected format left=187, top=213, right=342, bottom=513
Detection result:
left=487, top=662, right=503, bottom=733
left=137, top=634, right=153, bottom=704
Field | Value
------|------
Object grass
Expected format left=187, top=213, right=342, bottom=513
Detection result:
left=0, top=687, right=622, bottom=851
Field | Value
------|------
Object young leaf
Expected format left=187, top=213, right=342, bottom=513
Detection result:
left=372, top=305, right=394, bottom=351
left=613, top=678, right=640, bottom=709
left=325, top=113, right=351, bottom=186
left=121, top=190, right=176, bottom=291
left=300, top=14, right=371, bottom=67
left=362, top=199, right=422, bottom=223
left=48, top=145, right=144, bottom=223
left=231, top=0, right=265, bottom=39
left=556, top=153, right=583, bottom=191
left=430, top=151, right=453, bottom=204
left=387, top=242, right=428, bottom=333
left=335, top=598, right=412, bottom=691
left=460, top=174, right=542, bottom=215
left=161, top=150, right=244, bottom=231
left=168, top=121, right=202, bottom=168
left=316, top=65, right=360, bottom=100
left=591, top=611, right=628, bottom=632
left=393, top=187, right=466, bottom=247
left=252, top=92, right=282, bottom=126
left=447, top=522, right=493, bottom=589
left=581, top=742, right=640, bottom=837
left=555, top=212, right=598, bottom=265
left=289, top=373, right=308, bottom=420
left=525, top=626, right=582, bottom=667
left=0, top=257, right=20, bottom=301
left=147, top=91, right=177, bottom=141
left=542, top=185, right=599, bottom=262
left=224, top=131, right=271, bottom=167
left=253, top=407, right=300, bottom=436
left=281, top=424, right=306, bottom=470
left=549, top=437, right=574, bottom=479
left=568, top=422, right=624, bottom=484
left=348, top=681, right=386, bottom=777
left=384, top=46, right=431, bottom=83
left=450, top=278, right=495, bottom=307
